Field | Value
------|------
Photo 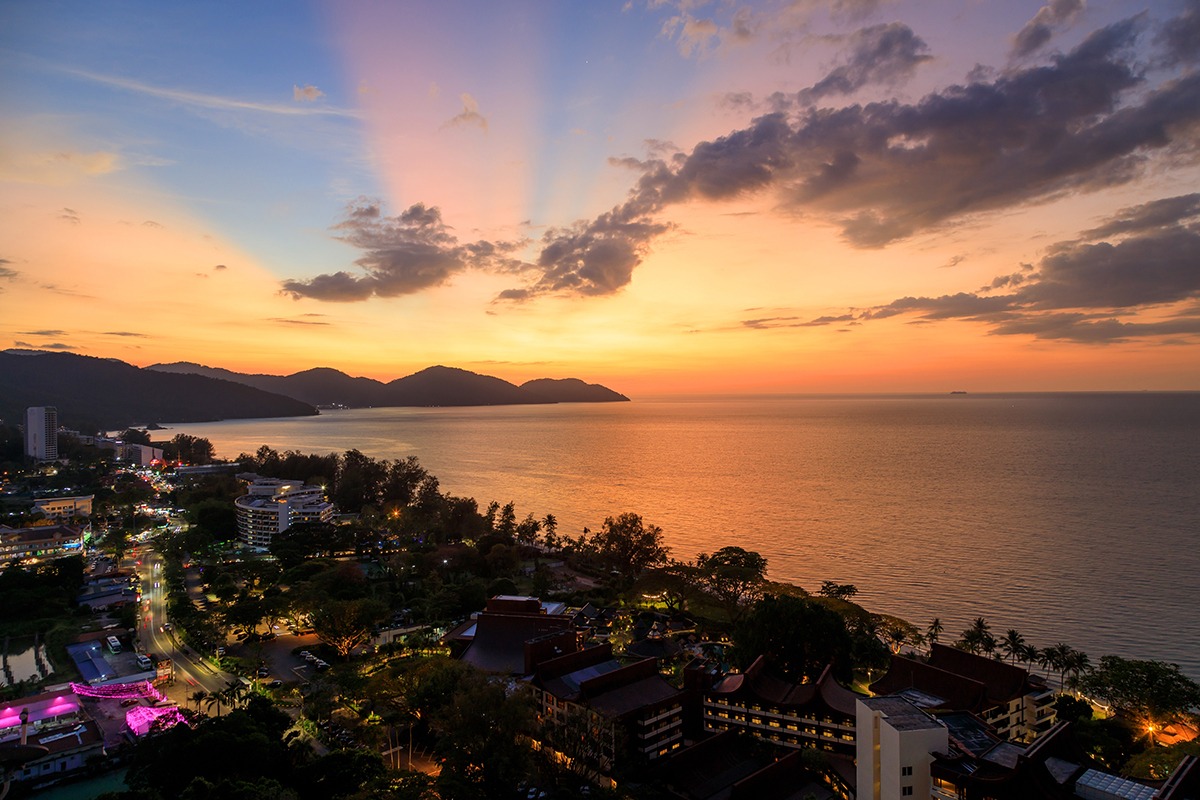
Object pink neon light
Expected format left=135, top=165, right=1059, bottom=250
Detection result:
left=125, top=705, right=187, bottom=736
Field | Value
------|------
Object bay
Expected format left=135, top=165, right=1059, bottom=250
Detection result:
left=164, top=393, right=1200, bottom=681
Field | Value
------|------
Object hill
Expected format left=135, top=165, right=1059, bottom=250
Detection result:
left=0, top=351, right=317, bottom=431
left=520, top=378, right=630, bottom=403
left=147, top=362, right=629, bottom=408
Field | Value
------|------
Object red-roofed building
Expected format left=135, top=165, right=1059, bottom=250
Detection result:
left=702, top=655, right=863, bottom=757
left=869, top=644, right=1056, bottom=742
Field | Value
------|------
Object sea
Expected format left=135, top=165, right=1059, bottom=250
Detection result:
left=163, top=392, right=1200, bottom=681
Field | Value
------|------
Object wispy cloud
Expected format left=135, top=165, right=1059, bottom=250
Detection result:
left=442, top=93, right=488, bottom=131
left=796, top=23, right=932, bottom=105
left=62, top=68, right=358, bottom=118
left=1011, top=0, right=1085, bottom=59
left=293, top=84, right=325, bottom=102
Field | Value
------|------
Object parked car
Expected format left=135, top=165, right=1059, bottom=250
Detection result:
left=266, top=679, right=283, bottom=689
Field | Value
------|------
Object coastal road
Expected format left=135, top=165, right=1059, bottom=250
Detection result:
left=134, top=549, right=232, bottom=699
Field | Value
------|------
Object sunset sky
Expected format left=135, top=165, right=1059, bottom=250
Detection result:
left=3, top=0, right=1199, bottom=394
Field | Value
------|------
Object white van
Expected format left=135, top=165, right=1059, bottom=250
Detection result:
left=136, top=653, right=153, bottom=670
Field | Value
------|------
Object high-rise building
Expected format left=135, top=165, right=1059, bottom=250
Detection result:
left=235, top=476, right=334, bottom=548
left=25, top=406, right=58, bottom=461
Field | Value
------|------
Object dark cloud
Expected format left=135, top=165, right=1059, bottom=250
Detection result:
left=59, top=208, right=80, bottom=224
left=848, top=192, right=1200, bottom=342
left=495, top=17, right=1199, bottom=299
left=668, top=18, right=1197, bottom=249
left=14, top=341, right=76, bottom=350
left=213, top=264, right=227, bottom=271
left=142, top=220, right=164, bottom=228
left=282, top=199, right=527, bottom=302
left=798, top=23, right=933, bottom=105
left=0, top=261, right=16, bottom=280
left=1011, top=0, right=1085, bottom=59
left=102, top=331, right=148, bottom=337
left=529, top=209, right=671, bottom=297
left=19, top=329, right=66, bottom=336
left=1155, top=0, right=1200, bottom=67
left=1081, top=193, right=1200, bottom=238
left=989, top=314, right=1200, bottom=342
left=1020, top=229, right=1200, bottom=309
left=743, top=313, right=858, bottom=329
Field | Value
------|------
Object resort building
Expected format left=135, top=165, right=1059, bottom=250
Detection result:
left=234, top=477, right=334, bottom=548
left=855, top=695, right=1200, bottom=800
left=444, top=595, right=580, bottom=674
left=856, top=696, right=948, bottom=800
left=701, top=656, right=861, bottom=757
left=0, top=525, right=85, bottom=567
left=24, top=406, right=58, bottom=461
left=869, top=643, right=1056, bottom=742
left=529, top=643, right=687, bottom=778
left=32, top=495, right=94, bottom=520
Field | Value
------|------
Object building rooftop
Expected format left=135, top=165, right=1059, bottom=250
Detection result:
left=862, top=696, right=946, bottom=731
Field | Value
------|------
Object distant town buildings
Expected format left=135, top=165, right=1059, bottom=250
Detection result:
left=24, top=406, right=58, bottom=461
left=32, top=495, right=94, bottom=520
left=234, top=475, right=334, bottom=548
left=0, top=524, right=84, bottom=566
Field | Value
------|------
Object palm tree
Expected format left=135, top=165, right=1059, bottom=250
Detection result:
left=1064, top=649, right=1091, bottom=695
left=1019, top=643, right=1040, bottom=669
left=1042, top=643, right=1073, bottom=691
left=1000, top=629, right=1026, bottom=664
left=927, top=618, right=944, bottom=647
left=189, top=690, right=208, bottom=714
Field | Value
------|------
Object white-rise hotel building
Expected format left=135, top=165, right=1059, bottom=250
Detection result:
left=25, top=406, right=58, bottom=461
left=235, top=477, right=334, bottom=548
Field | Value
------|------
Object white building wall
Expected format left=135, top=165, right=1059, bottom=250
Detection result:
left=25, top=406, right=58, bottom=461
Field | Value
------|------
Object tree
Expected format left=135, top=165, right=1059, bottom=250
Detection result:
left=1000, top=629, right=1026, bottom=664
left=588, top=512, right=670, bottom=579
left=734, top=595, right=855, bottom=683
left=818, top=581, right=858, bottom=601
left=429, top=667, right=534, bottom=798
left=695, top=546, right=768, bottom=619
left=1122, top=740, right=1200, bottom=781
left=1079, top=656, right=1200, bottom=734
left=311, top=598, right=389, bottom=659
left=926, top=617, right=944, bottom=647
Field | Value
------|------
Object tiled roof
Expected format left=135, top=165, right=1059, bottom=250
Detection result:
left=709, top=657, right=860, bottom=716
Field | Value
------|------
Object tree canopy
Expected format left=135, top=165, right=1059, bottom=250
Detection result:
left=1079, top=655, right=1200, bottom=727
left=734, top=594, right=855, bottom=683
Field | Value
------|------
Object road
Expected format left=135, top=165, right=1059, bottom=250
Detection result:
left=134, top=548, right=233, bottom=699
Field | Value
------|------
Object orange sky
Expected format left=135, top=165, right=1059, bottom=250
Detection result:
left=3, top=2, right=1199, bottom=393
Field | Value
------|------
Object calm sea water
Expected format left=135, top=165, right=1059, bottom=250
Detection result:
left=165, top=393, right=1200, bottom=680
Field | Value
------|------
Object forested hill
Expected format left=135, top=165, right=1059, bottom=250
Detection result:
left=0, top=351, right=317, bottom=431
left=147, top=362, right=630, bottom=407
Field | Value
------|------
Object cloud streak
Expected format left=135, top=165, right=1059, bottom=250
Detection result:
left=64, top=68, right=357, bottom=118
left=820, top=193, right=1200, bottom=342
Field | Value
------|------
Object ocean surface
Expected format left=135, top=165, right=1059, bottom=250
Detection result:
left=164, top=393, right=1200, bottom=681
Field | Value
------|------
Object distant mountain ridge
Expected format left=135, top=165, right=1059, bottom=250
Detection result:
left=0, top=352, right=629, bottom=431
left=147, top=361, right=630, bottom=407
left=0, top=351, right=317, bottom=431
